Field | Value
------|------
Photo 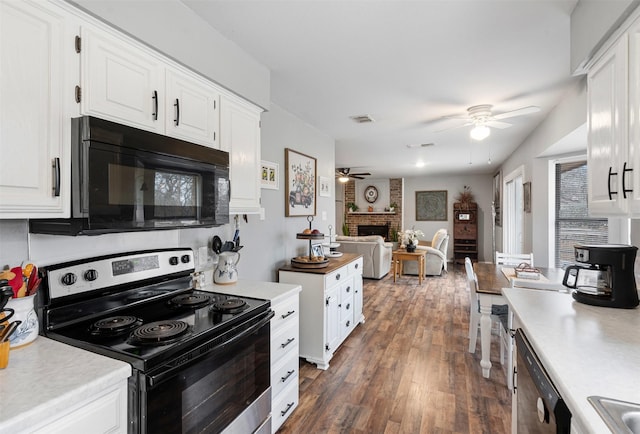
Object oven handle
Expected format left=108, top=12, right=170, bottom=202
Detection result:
left=147, top=309, right=274, bottom=388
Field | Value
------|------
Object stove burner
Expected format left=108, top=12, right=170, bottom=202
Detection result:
left=169, top=293, right=213, bottom=309
left=89, top=316, right=142, bottom=337
left=212, top=298, right=247, bottom=314
left=129, top=320, right=189, bottom=346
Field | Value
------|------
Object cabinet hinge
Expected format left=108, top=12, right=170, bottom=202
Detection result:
left=75, top=86, right=82, bottom=103
left=75, top=36, right=81, bottom=53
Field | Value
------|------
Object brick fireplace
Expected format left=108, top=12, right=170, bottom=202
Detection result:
left=344, top=178, right=403, bottom=240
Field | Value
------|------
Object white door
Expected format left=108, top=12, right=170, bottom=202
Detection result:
left=504, top=168, right=524, bottom=254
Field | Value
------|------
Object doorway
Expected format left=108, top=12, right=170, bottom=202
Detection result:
left=504, top=166, right=524, bottom=254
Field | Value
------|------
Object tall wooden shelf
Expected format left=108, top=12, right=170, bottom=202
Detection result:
left=453, top=202, right=478, bottom=264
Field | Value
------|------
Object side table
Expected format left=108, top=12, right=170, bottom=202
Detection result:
left=392, top=249, right=427, bottom=284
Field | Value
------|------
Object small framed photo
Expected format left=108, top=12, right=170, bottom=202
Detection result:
left=311, top=244, right=324, bottom=257
left=318, top=176, right=331, bottom=197
left=260, top=160, right=279, bottom=190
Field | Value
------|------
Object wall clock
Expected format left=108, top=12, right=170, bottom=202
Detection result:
left=364, top=185, right=378, bottom=203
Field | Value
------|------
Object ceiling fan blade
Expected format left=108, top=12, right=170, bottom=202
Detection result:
left=433, top=121, right=473, bottom=133
left=487, top=120, right=512, bottom=129
left=493, top=105, right=540, bottom=120
left=351, top=175, right=366, bottom=179
left=349, top=172, right=371, bottom=176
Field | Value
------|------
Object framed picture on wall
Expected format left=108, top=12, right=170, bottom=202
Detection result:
left=285, top=148, right=317, bottom=217
left=493, top=171, right=502, bottom=226
left=260, top=160, right=279, bottom=190
left=415, top=190, right=448, bottom=221
left=318, top=176, right=331, bottom=197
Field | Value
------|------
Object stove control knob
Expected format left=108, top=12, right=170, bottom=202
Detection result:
left=61, top=272, right=77, bottom=286
left=169, top=256, right=179, bottom=266
left=84, top=269, right=99, bottom=281
left=181, top=254, right=191, bottom=264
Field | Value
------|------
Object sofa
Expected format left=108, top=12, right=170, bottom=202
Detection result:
left=402, top=229, right=449, bottom=276
left=335, top=235, right=393, bottom=279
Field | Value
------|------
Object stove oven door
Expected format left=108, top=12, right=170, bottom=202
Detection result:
left=135, top=310, right=274, bottom=434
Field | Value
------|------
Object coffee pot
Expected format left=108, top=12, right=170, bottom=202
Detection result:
left=214, top=251, right=240, bottom=285
left=563, top=244, right=638, bottom=308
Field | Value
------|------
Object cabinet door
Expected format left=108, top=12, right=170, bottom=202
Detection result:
left=220, top=95, right=262, bottom=214
left=353, top=272, right=364, bottom=324
left=165, top=67, right=219, bottom=148
left=324, top=285, right=340, bottom=354
left=587, top=35, right=629, bottom=216
left=628, top=18, right=640, bottom=216
left=81, top=25, right=164, bottom=133
left=0, top=0, right=75, bottom=217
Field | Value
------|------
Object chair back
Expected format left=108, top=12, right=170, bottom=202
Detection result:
left=431, top=229, right=448, bottom=253
left=465, top=257, right=479, bottom=305
left=495, top=251, right=534, bottom=267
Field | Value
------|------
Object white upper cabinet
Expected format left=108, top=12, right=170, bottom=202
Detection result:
left=165, top=67, right=219, bottom=147
left=587, top=12, right=640, bottom=217
left=0, top=0, right=77, bottom=217
left=79, top=24, right=220, bottom=148
left=80, top=25, right=164, bottom=134
left=220, top=95, right=262, bottom=215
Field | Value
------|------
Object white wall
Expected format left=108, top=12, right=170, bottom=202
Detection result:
left=403, top=174, right=493, bottom=262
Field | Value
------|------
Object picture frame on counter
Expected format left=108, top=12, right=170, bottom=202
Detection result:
left=260, top=160, right=279, bottom=190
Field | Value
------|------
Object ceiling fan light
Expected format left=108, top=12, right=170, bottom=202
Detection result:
left=338, top=176, right=350, bottom=183
left=470, top=124, right=490, bottom=141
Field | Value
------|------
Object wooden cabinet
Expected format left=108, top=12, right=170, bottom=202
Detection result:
left=453, top=202, right=478, bottom=263
left=80, top=24, right=220, bottom=148
left=279, top=254, right=364, bottom=370
left=0, top=0, right=77, bottom=218
left=587, top=12, right=640, bottom=217
left=270, top=293, right=300, bottom=433
left=220, top=95, right=263, bottom=214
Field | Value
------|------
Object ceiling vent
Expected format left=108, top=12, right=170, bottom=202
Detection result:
left=406, top=142, right=435, bottom=148
left=350, top=114, right=374, bottom=124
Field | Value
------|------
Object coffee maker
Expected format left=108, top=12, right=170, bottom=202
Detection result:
left=563, top=244, right=639, bottom=308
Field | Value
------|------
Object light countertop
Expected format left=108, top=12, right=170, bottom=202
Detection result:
left=0, top=337, right=131, bottom=434
left=201, top=279, right=301, bottom=304
left=503, top=288, right=640, bottom=433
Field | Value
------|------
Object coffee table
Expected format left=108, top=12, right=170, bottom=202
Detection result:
left=391, top=249, right=427, bottom=284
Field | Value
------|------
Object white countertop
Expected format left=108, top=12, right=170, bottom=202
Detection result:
left=201, top=279, right=301, bottom=303
left=503, top=288, right=640, bottom=433
left=0, top=337, right=131, bottom=434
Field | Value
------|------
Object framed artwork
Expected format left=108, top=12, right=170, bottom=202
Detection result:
left=318, top=176, right=331, bottom=197
left=260, top=160, right=279, bottom=190
left=523, top=181, right=531, bottom=213
left=285, top=148, right=317, bottom=217
left=493, top=171, right=502, bottom=226
left=415, top=190, right=448, bottom=221
left=311, top=244, right=324, bottom=258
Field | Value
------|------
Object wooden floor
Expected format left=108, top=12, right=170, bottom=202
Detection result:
left=277, top=264, right=512, bottom=434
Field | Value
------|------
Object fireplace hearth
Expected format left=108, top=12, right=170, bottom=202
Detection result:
left=358, top=224, right=389, bottom=239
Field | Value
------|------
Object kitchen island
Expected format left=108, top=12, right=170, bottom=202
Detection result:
left=0, top=337, right=131, bottom=434
left=503, top=287, right=640, bottom=433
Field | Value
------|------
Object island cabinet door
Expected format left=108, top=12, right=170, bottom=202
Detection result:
left=324, top=284, right=340, bottom=354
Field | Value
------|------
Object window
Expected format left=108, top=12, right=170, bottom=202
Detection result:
left=555, top=160, right=607, bottom=267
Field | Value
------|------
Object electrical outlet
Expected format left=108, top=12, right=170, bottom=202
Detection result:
left=198, top=246, right=208, bottom=266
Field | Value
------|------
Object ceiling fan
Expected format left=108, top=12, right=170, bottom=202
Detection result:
left=335, top=168, right=371, bottom=182
left=433, top=104, right=540, bottom=140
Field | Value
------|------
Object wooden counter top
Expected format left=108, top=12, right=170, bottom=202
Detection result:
left=279, top=253, right=362, bottom=274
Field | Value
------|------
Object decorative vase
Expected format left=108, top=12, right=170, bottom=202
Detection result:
left=5, top=294, right=38, bottom=348
left=406, top=243, right=416, bottom=253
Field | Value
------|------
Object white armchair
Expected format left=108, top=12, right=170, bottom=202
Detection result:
left=402, top=229, right=449, bottom=276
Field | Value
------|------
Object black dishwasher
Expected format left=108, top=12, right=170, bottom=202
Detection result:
left=515, top=329, right=572, bottom=433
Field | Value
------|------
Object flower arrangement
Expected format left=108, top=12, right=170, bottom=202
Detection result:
left=400, top=228, right=424, bottom=249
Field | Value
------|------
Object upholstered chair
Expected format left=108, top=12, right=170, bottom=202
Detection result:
left=402, top=229, right=449, bottom=276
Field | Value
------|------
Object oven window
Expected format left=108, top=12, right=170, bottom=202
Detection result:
left=144, top=324, right=270, bottom=434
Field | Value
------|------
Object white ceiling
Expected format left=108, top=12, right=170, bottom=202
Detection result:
left=182, top=0, right=581, bottom=178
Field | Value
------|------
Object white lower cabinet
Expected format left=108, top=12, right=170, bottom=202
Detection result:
left=31, top=381, right=127, bottom=434
left=269, top=289, right=300, bottom=433
left=279, top=254, right=364, bottom=370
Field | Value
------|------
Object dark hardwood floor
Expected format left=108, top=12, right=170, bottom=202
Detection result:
left=277, top=264, right=512, bottom=434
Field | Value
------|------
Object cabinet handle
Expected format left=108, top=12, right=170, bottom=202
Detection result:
left=280, top=369, right=295, bottom=383
left=346, top=286, right=351, bottom=293
left=325, top=296, right=331, bottom=306
left=622, top=161, right=633, bottom=199
left=281, top=310, right=295, bottom=319
left=346, top=303, right=350, bottom=310
left=52, top=158, right=60, bottom=197
left=608, top=166, right=618, bottom=200
left=355, top=263, right=359, bottom=269
left=152, top=90, right=158, bottom=121
left=280, top=402, right=295, bottom=417
left=335, top=273, right=340, bottom=280
left=174, top=99, right=180, bottom=126
left=281, top=337, right=295, bottom=348
left=346, top=320, right=351, bottom=327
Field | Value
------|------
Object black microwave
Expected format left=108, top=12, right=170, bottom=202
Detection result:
left=30, top=116, right=230, bottom=236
